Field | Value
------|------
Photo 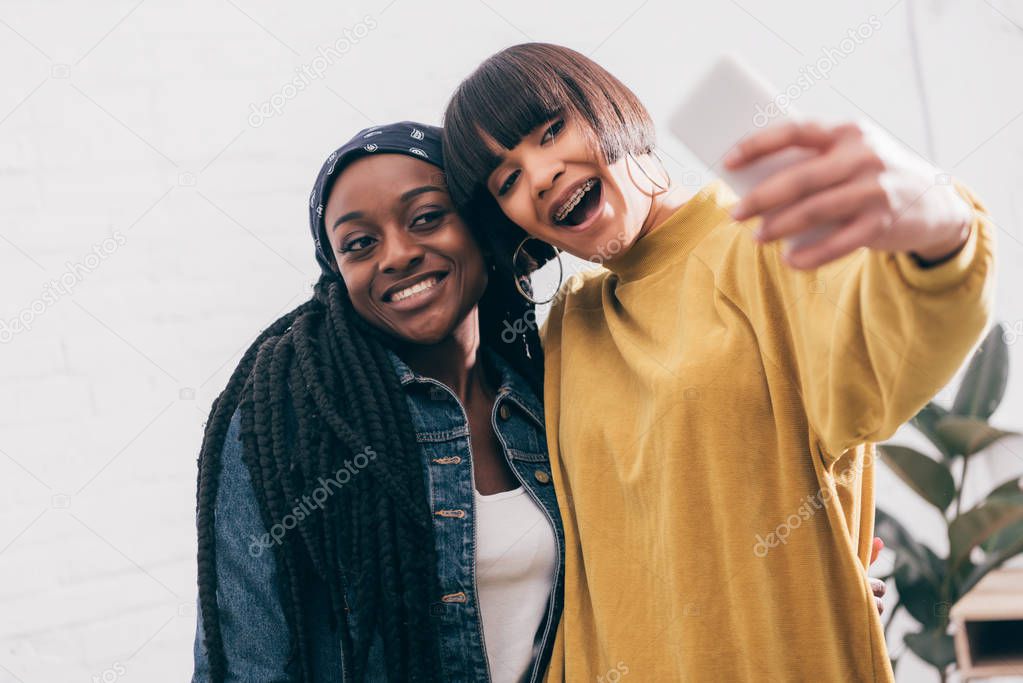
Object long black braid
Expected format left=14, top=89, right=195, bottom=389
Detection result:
left=195, top=254, right=543, bottom=681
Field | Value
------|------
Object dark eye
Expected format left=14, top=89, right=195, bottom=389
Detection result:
left=541, top=119, right=564, bottom=145
left=339, top=235, right=376, bottom=254
left=497, top=169, right=520, bottom=197
left=410, top=209, right=447, bottom=228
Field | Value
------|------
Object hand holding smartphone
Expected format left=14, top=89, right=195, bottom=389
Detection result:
left=668, top=54, right=837, bottom=250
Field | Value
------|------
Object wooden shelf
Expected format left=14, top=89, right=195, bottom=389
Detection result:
left=950, top=568, right=1023, bottom=680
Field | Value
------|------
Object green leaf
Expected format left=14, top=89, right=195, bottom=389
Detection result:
left=948, top=491, right=1023, bottom=578
left=987, top=476, right=1023, bottom=500
left=952, top=323, right=1009, bottom=419
left=910, top=402, right=952, bottom=460
left=875, top=509, right=946, bottom=629
left=980, top=515, right=1023, bottom=553
left=904, top=628, right=956, bottom=670
left=957, top=477, right=1023, bottom=594
left=876, top=509, right=943, bottom=586
left=934, top=416, right=1018, bottom=457
left=879, top=445, right=956, bottom=511
left=959, top=527, right=1023, bottom=596
left=895, top=559, right=946, bottom=630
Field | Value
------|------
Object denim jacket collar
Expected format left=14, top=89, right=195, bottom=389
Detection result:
left=387, top=345, right=544, bottom=428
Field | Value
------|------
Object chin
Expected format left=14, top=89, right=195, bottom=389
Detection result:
left=558, top=224, right=620, bottom=263
left=407, top=331, right=449, bottom=346
left=393, top=320, right=454, bottom=346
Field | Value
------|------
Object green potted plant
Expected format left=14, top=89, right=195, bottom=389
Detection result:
left=876, top=322, right=1023, bottom=682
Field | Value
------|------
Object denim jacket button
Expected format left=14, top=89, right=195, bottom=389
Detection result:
left=498, top=403, right=512, bottom=421
left=533, top=469, right=550, bottom=484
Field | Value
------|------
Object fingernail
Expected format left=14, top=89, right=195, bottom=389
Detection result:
left=731, top=201, right=747, bottom=219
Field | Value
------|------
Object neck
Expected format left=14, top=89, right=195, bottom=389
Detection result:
left=398, top=308, right=493, bottom=404
left=635, top=166, right=698, bottom=243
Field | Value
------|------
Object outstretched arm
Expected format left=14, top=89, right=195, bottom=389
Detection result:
left=723, top=120, right=994, bottom=459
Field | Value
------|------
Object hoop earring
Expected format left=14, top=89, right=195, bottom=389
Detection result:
left=629, top=151, right=671, bottom=193
left=511, top=236, right=564, bottom=305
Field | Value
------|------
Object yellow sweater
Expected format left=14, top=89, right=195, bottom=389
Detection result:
left=540, top=180, right=994, bottom=682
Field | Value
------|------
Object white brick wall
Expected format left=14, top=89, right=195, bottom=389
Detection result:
left=1, top=1, right=1021, bottom=681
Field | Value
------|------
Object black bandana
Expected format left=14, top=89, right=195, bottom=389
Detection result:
left=308, top=121, right=445, bottom=275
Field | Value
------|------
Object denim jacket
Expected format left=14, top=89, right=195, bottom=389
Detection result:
left=192, top=345, right=565, bottom=682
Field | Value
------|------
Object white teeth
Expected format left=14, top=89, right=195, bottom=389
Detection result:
left=390, top=276, right=440, bottom=302
left=554, top=178, right=597, bottom=223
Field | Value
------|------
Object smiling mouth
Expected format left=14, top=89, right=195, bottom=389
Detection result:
left=383, top=272, right=449, bottom=304
left=552, top=178, right=602, bottom=227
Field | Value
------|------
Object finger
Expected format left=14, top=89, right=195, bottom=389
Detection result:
left=735, top=141, right=880, bottom=221
left=756, top=176, right=886, bottom=243
left=875, top=596, right=885, bottom=616
left=871, top=537, right=884, bottom=565
left=783, top=209, right=890, bottom=270
left=734, top=148, right=852, bottom=221
left=870, top=578, right=886, bottom=598
left=724, top=120, right=856, bottom=169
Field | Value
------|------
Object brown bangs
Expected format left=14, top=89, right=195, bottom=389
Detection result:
left=442, top=42, right=656, bottom=213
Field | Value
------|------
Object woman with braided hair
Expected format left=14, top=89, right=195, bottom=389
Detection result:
left=191, top=122, right=564, bottom=682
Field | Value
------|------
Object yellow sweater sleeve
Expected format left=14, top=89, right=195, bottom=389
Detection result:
left=729, top=181, right=995, bottom=460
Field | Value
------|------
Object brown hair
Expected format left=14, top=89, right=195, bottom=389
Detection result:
left=442, top=42, right=656, bottom=216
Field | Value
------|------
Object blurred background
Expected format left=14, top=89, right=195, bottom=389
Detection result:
left=1, top=0, right=1021, bottom=681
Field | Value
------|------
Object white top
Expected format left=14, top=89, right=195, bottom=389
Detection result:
left=474, top=486, right=558, bottom=683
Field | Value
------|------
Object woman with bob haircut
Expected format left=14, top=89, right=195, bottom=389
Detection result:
left=441, top=43, right=994, bottom=681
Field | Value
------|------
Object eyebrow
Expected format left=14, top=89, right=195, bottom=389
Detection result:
left=400, top=185, right=444, bottom=202
left=332, top=210, right=365, bottom=231
left=482, top=110, right=560, bottom=174
left=330, top=185, right=445, bottom=232
left=486, top=160, right=509, bottom=194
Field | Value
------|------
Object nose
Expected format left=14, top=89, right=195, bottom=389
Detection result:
left=528, top=151, right=564, bottom=201
left=379, top=228, right=425, bottom=274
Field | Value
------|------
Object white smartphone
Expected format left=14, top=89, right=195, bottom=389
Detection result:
left=668, top=54, right=835, bottom=249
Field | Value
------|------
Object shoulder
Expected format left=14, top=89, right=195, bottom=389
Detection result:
left=224, top=407, right=243, bottom=449
left=215, top=407, right=256, bottom=513
left=544, top=265, right=608, bottom=323
left=213, top=401, right=291, bottom=523
left=559, top=264, right=609, bottom=302
left=537, top=265, right=606, bottom=351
